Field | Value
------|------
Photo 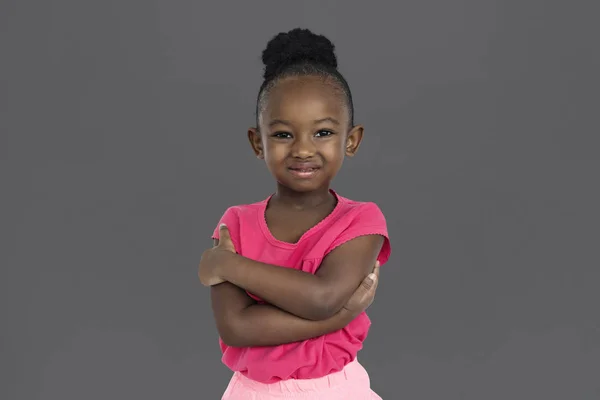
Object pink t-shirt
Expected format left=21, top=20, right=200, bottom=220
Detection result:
left=211, top=189, right=391, bottom=384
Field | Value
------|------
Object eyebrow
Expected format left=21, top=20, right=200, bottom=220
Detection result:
left=268, top=117, right=340, bottom=127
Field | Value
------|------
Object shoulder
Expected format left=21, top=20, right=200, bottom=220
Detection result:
left=319, top=192, right=391, bottom=265
left=212, top=198, right=266, bottom=241
left=216, top=199, right=265, bottom=222
left=334, top=194, right=388, bottom=228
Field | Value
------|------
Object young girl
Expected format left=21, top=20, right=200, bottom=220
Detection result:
left=198, top=28, right=391, bottom=399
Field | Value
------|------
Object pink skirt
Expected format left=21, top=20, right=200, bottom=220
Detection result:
left=221, top=358, right=382, bottom=399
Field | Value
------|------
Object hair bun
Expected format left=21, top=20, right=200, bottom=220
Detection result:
left=261, top=28, right=337, bottom=80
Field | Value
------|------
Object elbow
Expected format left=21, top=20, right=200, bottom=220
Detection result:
left=220, top=333, right=246, bottom=348
left=216, top=319, right=248, bottom=348
left=219, top=328, right=241, bottom=347
left=310, top=288, right=344, bottom=321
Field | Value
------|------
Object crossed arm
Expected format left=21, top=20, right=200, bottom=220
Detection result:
left=209, top=234, right=384, bottom=347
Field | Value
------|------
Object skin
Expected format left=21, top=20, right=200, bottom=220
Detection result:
left=201, top=74, right=386, bottom=344
left=210, top=237, right=381, bottom=347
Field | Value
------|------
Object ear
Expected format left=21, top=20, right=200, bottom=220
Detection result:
left=345, top=125, right=364, bottom=157
left=247, top=127, right=264, bottom=159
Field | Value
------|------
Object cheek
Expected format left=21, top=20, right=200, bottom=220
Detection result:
left=321, top=140, right=345, bottom=161
left=264, top=142, right=288, bottom=160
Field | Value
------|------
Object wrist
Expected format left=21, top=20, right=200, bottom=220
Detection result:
left=335, top=307, right=356, bottom=328
left=216, top=250, right=239, bottom=281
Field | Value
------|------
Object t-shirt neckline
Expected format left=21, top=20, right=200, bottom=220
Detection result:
left=258, top=189, right=345, bottom=249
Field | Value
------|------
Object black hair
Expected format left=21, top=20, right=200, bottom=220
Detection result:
left=256, top=28, right=354, bottom=127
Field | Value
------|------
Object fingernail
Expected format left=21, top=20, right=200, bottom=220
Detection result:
left=220, top=223, right=227, bottom=228
left=368, top=273, right=376, bottom=281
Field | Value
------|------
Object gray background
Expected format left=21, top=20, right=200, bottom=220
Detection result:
left=1, top=1, right=598, bottom=399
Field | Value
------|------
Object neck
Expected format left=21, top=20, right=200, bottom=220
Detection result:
left=272, top=184, right=334, bottom=211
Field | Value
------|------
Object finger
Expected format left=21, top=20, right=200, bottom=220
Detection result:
left=372, top=260, right=381, bottom=275
left=360, top=270, right=378, bottom=291
left=373, top=261, right=381, bottom=279
left=358, top=273, right=379, bottom=308
left=218, top=223, right=231, bottom=243
left=367, top=271, right=379, bottom=292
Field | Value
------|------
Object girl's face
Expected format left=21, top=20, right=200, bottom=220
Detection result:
left=249, top=76, right=363, bottom=193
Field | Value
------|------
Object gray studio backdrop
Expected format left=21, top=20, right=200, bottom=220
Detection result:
left=1, top=1, right=598, bottom=399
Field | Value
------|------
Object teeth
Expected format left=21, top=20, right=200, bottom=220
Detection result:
left=290, top=167, right=317, bottom=173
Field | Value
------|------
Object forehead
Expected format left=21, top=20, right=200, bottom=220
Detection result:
left=260, top=76, right=348, bottom=127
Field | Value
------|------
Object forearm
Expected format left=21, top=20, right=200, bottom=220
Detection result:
left=226, top=303, right=350, bottom=348
left=211, top=281, right=351, bottom=347
left=218, top=253, right=333, bottom=320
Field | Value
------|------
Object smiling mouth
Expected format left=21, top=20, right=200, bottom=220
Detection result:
left=288, top=167, right=320, bottom=178
left=289, top=167, right=318, bottom=172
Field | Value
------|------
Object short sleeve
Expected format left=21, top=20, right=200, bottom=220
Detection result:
left=325, top=202, right=391, bottom=266
left=211, top=206, right=241, bottom=253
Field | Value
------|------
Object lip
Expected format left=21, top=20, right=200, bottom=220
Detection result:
left=288, top=162, right=321, bottom=170
left=287, top=163, right=321, bottom=179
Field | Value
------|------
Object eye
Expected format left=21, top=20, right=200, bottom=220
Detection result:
left=272, top=132, right=292, bottom=139
left=315, top=130, right=334, bottom=137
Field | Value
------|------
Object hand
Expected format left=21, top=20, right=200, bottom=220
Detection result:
left=340, top=260, right=381, bottom=319
left=198, top=224, right=236, bottom=286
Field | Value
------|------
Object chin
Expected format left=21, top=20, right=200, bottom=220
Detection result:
left=290, top=184, right=323, bottom=193
left=276, top=178, right=328, bottom=193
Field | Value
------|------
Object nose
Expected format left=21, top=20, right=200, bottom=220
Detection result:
left=290, top=135, right=316, bottom=159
